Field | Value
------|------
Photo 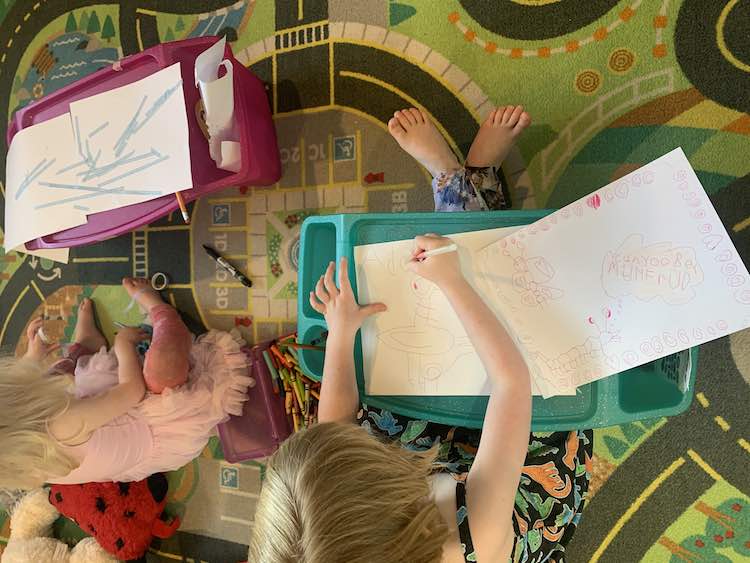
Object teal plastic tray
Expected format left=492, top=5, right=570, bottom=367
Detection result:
left=297, top=212, right=697, bottom=430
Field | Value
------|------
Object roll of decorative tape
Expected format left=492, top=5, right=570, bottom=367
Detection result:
left=151, top=272, right=169, bottom=291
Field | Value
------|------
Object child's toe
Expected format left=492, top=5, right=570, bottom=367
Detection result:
left=395, top=110, right=412, bottom=129
left=508, top=105, right=524, bottom=125
left=490, top=107, right=504, bottom=125
left=408, top=108, right=425, bottom=124
left=388, top=117, right=406, bottom=137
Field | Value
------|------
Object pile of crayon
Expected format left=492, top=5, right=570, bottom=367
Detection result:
left=261, top=334, right=324, bottom=432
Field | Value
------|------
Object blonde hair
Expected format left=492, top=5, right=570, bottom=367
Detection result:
left=249, top=422, right=449, bottom=563
left=0, top=357, right=77, bottom=489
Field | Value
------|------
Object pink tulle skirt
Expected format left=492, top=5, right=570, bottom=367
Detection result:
left=61, top=329, right=253, bottom=483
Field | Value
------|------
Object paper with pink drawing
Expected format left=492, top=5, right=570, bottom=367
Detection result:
left=477, top=147, right=750, bottom=395
left=354, top=226, right=573, bottom=397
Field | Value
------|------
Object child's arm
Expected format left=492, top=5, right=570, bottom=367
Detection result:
left=49, top=328, right=148, bottom=442
left=408, top=235, right=531, bottom=561
left=309, top=258, right=386, bottom=424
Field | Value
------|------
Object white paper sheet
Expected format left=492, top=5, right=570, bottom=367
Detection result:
left=67, top=62, right=192, bottom=210
left=194, top=37, right=239, bottom=172
left=4, top=64, right=192, bottom=255
left=477, top=148, right=750, bottom=393
left=20, top=245, right=70, bottom=264
left=354, top=226, right=571, bottom=397
left=4, top=114, right=88, bottom=251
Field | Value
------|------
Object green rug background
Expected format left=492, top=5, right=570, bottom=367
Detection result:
left=0, top=1, right=749, bottom=562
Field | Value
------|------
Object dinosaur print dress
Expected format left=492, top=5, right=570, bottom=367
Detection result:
left=358, top=405, right=593, bottom=563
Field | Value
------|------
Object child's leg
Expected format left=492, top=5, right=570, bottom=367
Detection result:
left=49, top=299, right=106, bottom=375
left=463, top=105, right=530, bottom=211
left=122, top=277, right=191, bottom=393
left=144, top=304, right=192, bottom=393
left=388, top=106, right=529, bottom=212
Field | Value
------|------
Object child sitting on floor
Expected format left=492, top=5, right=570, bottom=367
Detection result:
left=248, top=107, right=592, bottom=563
left=0, top=278, right=253, bottom=489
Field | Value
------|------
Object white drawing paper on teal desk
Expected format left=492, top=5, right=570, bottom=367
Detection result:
left=67, top=62, right=192, bottom=210
left=477, top=148, right=750, bottom=393
left=354, top=226, right=574, bottom=398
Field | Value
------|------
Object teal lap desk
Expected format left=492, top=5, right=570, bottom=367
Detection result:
left=297, top=212, right=697, bottom=431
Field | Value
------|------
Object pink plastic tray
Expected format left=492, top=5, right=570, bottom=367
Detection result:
left=217, top=342, right=291, bottom=463
left=10, top=37, right=280, bottom=249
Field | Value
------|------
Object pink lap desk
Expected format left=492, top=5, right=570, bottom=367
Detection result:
left=8, top=36, right=281, bottom=250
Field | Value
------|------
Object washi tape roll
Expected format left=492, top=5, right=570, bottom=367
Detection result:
left=151, top=272, right=169, bottom=291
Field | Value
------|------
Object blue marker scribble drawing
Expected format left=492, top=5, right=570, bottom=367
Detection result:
left=77, top=149, right=160, bottom=182
left=113, top=95, right=147, bottom=157
left=88, top=121, right=109, bottom=138
left=39, top=181, right=161, bottom=196
left=77, top=150, right=136, bottom=181
left=35, top=185, right=161, bottom=209
left=98, top=154, right=169, bottom=187
left=57, top=159, right=87, bottom=175
left=73, top=204, right=90, bottom=212
left=15, top=158, right=56, bottom=200
left=112, top=81, right=181, bottom=157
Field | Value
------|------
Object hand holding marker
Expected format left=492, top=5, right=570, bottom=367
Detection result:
left=403, top=240, right=458, bottom=269
left=202, top=244, right=253, bottom=287
left=416, top=242, right=457, bottom=260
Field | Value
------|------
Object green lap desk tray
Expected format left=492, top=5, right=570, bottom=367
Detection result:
left=297, top=212, right=697, bottom=431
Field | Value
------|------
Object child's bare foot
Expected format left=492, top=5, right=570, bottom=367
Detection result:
left=73, top=298, right=107, bottom=351
left=466, top=105, right=531, bottom=168
left=388, top=108, right=460, bottom=177
left=122, top=277, right=163, bottom=312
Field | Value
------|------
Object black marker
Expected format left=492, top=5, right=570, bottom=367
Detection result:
left=202, top=244, right=253, bottom=287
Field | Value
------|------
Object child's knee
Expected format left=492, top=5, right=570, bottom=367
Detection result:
left=143, top=351, right=189, bottom=393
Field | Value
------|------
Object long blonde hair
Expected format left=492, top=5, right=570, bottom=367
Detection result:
left=249, top=422, right=449, bottom=563
left=0, top=357, right=77, bottom=489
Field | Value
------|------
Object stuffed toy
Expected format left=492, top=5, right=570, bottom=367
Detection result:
left=2, top=474, right=180, bottom=563
left=48, top=473, right=180, bottom=561
left=1, top=488, right=116, bottom=563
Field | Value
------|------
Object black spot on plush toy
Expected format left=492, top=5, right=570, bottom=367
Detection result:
left=48, top=473, right=180, bottom=561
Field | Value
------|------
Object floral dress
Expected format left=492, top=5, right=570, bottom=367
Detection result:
left=358, top=405, right=593, bottom=563
left=432, top=166, right=511, bottom=212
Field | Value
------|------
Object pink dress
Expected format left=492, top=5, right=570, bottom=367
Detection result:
left=48, top=329, right=252, bottom=484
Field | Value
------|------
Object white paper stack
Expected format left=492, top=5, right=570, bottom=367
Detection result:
left=3, top=63, right=192, bottom=263
left=354, top=148, right=750, bottom=398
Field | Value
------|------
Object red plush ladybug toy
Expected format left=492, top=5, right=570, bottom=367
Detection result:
left=49, top=473, right=180, bottom=560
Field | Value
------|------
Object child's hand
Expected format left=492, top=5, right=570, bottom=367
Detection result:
left=406, top=234, right=465, bottom=289
left=309, top=257, right=387, bottom=337
left=114, top=327, right=150, bottom=355
left=23, top=317, right=60, bottom=362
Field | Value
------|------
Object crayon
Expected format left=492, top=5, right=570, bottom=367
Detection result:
left=270, top=345, right=291, bottom=369
left=304, top=383, right=311, bottom=416
left=282, top=341, right=325, bottom=351
left=292, top=405, right=300, bottom=432
left=289, top=374, right=306, bottom=415
left=310, top=388, right=320, bottom=401
left=285, top=347, right=299, bottom=362
left=285, top=391, right=292, bottom=414
left=262, top=350, right=280, bottom=394
left=298, top=373, right=317, bottom=387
